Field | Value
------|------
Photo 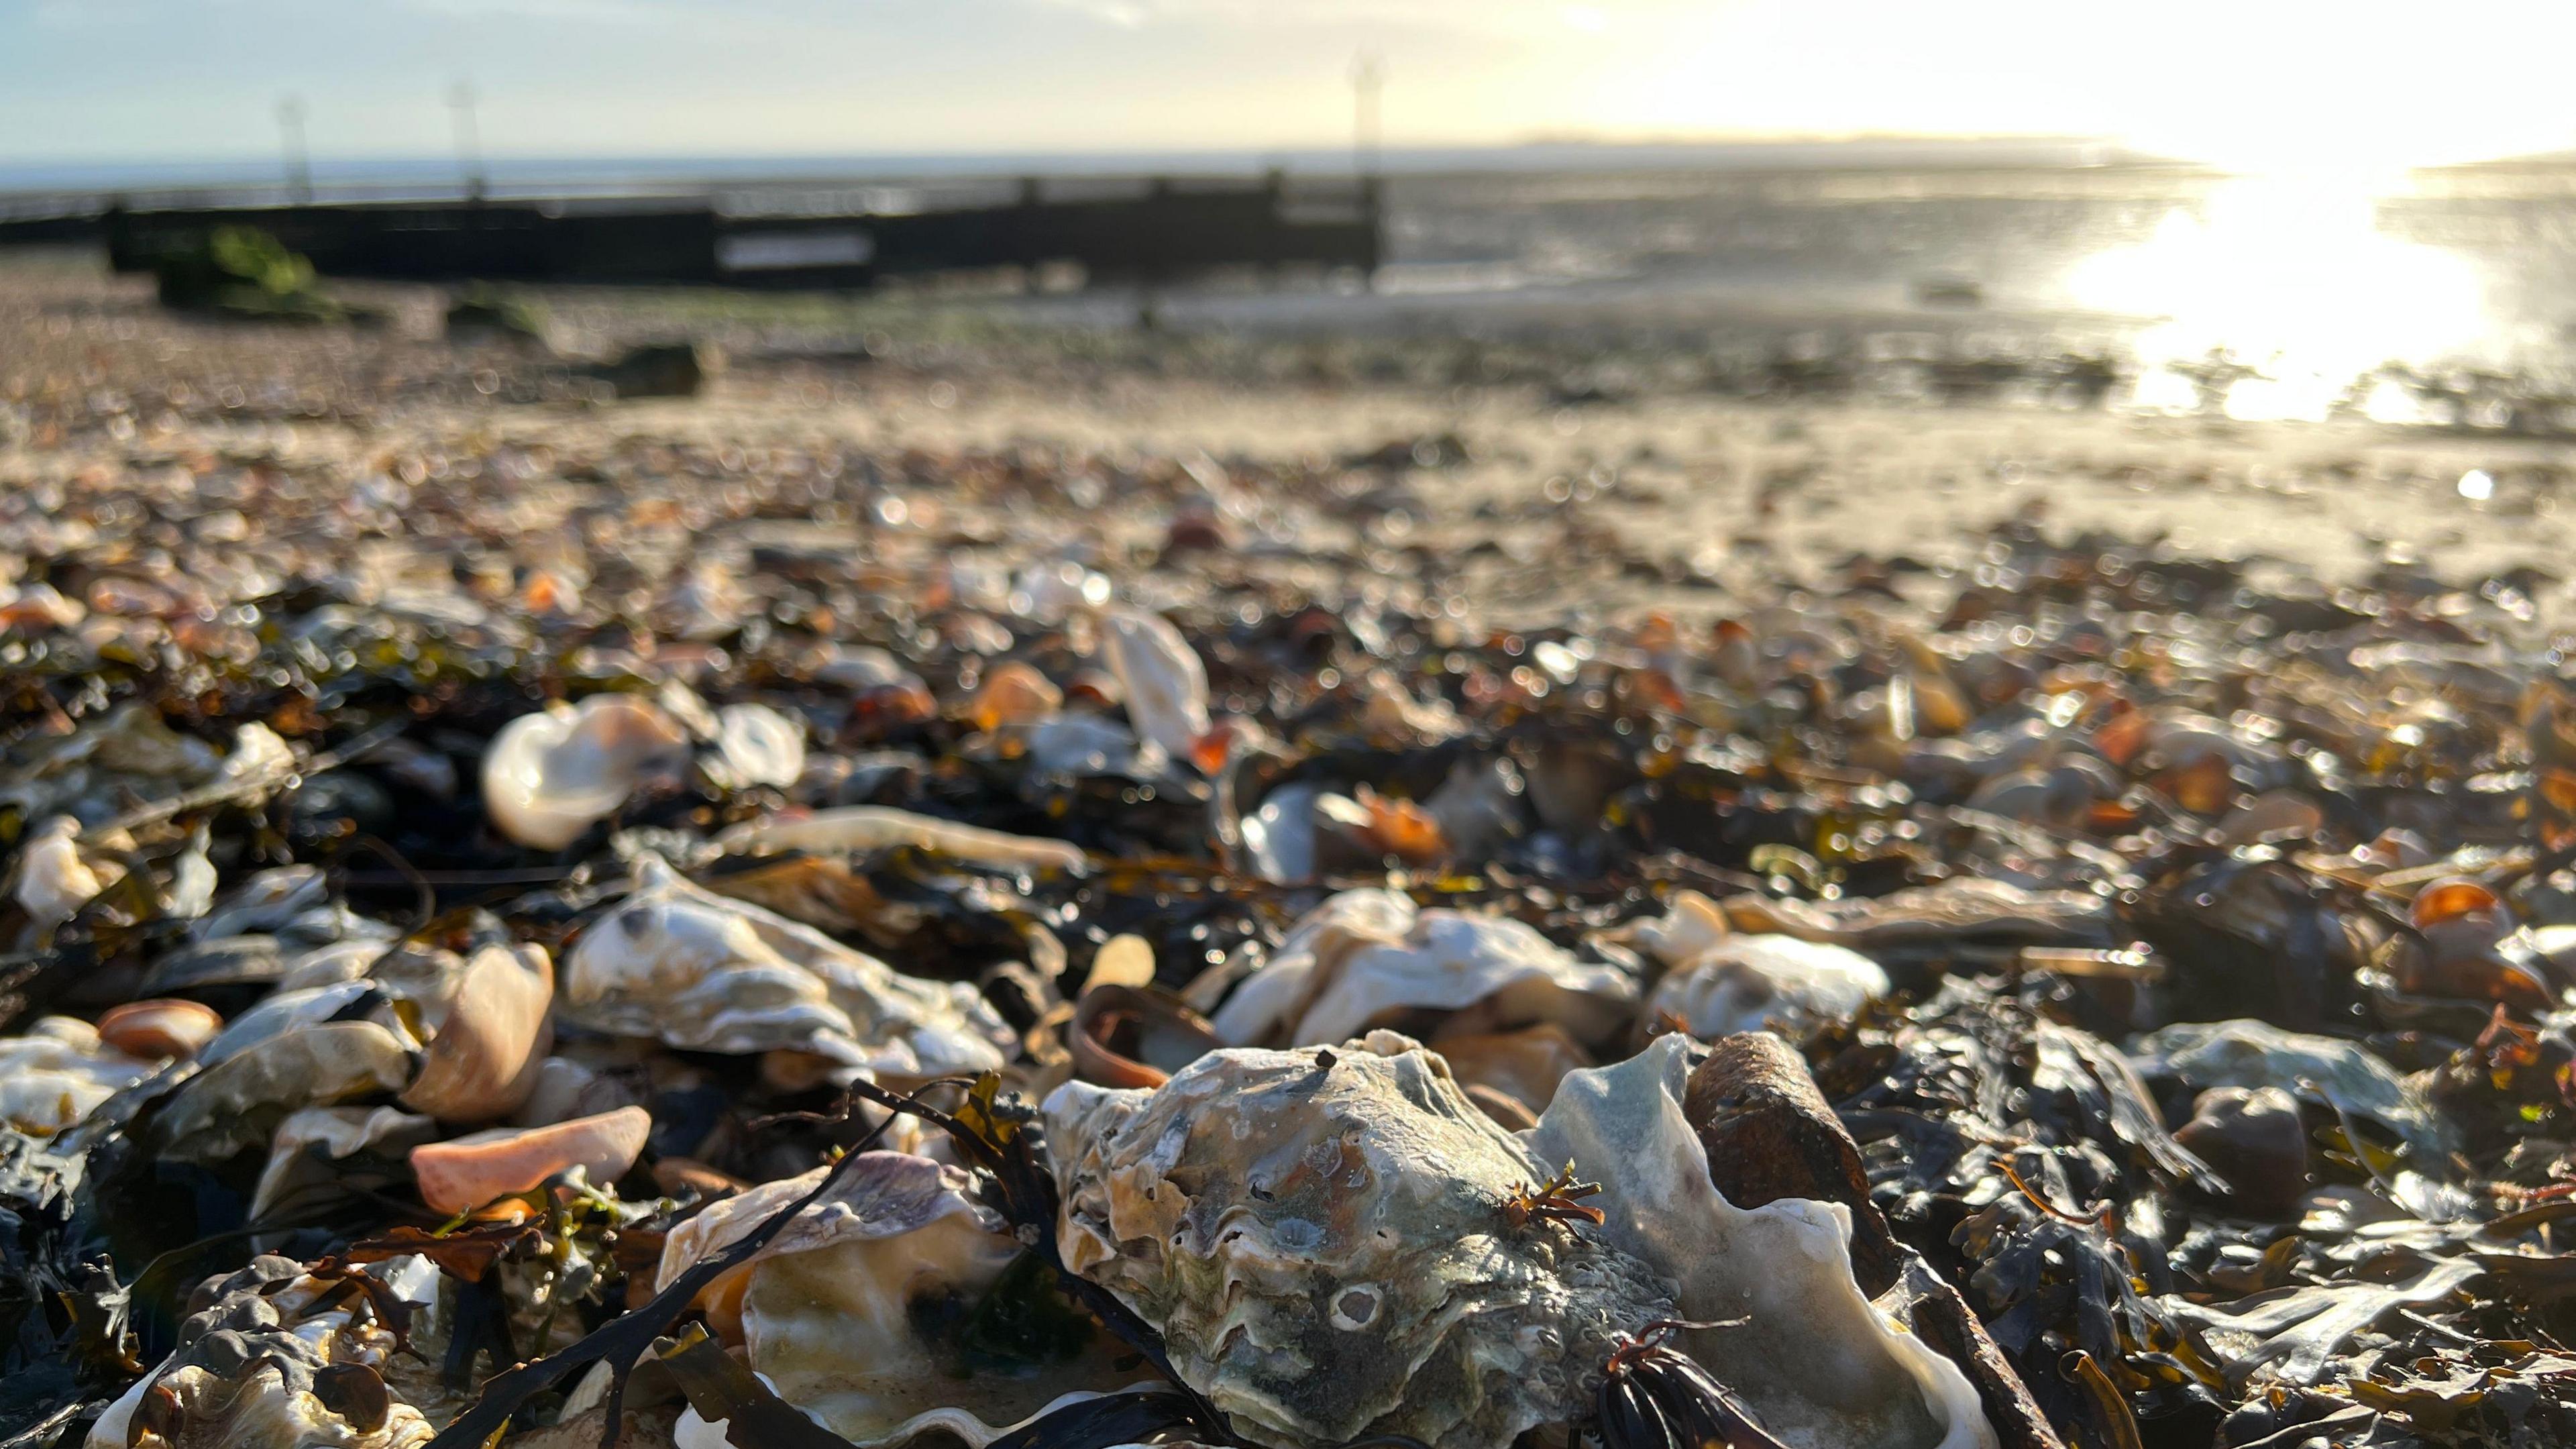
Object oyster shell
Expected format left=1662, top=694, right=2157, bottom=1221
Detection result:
left=11, top=814, right=109, bottom=930
left=1099, top=606, right=1210, bottom=763
left=705, top=702, right=808, bottom=792
left=1044, top=1032, right=1674, bottom=1449
left=1208, top=889, right=1638, bottom=1049
left=251, top=1105, right=438, bottom=1220
left=87, top=1254, right=433, bottom=1449
left=148, top=986, right=419, bottom=1163
left=1528, top=1037, right=1994, bottom=1449
left=1644, top=935, right=1889, bottom=1038
left=0, top=702, right=220, bottom=826
left=480, top=694, right=692, bottom=850
left=657, top=1150, right=1136, bottom=1447
left=560, top=853, right=1012, bottom=1077
left=192, top=866, right=329, bottom=941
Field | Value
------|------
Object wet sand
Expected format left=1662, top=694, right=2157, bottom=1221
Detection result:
left=8, top=249, right=2576, bottom=628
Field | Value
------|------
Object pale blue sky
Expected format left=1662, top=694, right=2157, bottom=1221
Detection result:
left=5, top=1, right=2572, bottom=169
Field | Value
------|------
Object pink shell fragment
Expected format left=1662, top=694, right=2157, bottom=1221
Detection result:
left=411, top=1105, right=652, bottom=1214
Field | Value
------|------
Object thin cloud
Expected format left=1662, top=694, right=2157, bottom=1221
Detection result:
left=1030, top=0, right=1571, bottom=32
left=396, top=0, right=674, bottom=18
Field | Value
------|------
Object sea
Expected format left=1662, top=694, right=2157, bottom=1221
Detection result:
left=11, top=139, right=2576, bottom=427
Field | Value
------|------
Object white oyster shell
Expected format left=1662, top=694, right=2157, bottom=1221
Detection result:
left=1209, top=889, right=1638, bottom=1049
left=658, top=1151, right=1136, bottom=1447
left=1099, top=606, right=1210, bottom=763
left=1043, top=1032, right=1674, bottom=1449
left=1527, top=1036, right=1994, bottom=1449
left=706, top=703, right=808, bottom=792
left=0, top=1016, right=156, bottom=1134
left=11, top=815, right=107, bottom=930
left=561, top=853, right=1011, bottom=1078
left=480, top=694, right=692, bottom=850
left=1644, top=935, right=1889, bottom=1038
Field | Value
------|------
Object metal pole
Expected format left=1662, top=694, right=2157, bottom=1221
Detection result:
left=276, top=96, right=312, bottom=204
left=1350, top=52, right=1383, bottom=180
left=447, top=82, right=484, bottom=200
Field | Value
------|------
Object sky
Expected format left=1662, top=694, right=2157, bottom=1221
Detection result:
left=4, top=0, right=2575, bottom=172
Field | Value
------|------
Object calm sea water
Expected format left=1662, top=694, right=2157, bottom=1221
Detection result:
left=13, top=142, right=2576, bottom=424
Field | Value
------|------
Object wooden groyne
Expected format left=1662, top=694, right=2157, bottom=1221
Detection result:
left=1, top=172, right=1381, bottom=288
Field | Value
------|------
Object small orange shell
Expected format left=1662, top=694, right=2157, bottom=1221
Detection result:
left=2412, top=877, right=2501, bottom=930
left=2092, top=708, right=2149, bottom=767
left=97, top=999, right=222, bottom=1061
left=1358, top=786, right=1446, bottom=865
left=2157, top=753, right=2236, bottom=816
left=969, top=661, right=1063, bottom=733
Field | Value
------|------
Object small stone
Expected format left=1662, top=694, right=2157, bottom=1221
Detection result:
left=97, top=999, right=223, bottom=1061
left=2174, top=1086, right=2308, bottom=1220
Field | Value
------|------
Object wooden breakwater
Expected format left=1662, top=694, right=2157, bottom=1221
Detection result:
left=2, top=172, right=1381, bottom=288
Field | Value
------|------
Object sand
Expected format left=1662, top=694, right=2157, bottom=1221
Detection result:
left=8, top=249, right=2576, bottom=632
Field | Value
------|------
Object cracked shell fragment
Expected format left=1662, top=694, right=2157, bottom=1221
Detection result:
left=560, top=853, right=1012, bottom=1077
left=1043, top=1031, right=1674, bottom=1449
left=1528, top=1036, right=1994, bottom=1449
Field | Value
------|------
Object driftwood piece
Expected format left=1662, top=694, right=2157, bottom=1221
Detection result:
left=1684, top=1032, right=2068, bottom=1449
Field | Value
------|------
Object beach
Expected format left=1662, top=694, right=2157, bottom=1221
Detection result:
left=11, top=245, right=2575, bottom=632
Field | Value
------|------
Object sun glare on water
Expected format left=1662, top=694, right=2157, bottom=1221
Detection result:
left=2063, top=170, right=2489, bottom=422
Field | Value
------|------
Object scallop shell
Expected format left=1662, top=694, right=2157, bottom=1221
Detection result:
left=657, top=1151, right=1138, bottom=1447
left=559, top=853, right=1012, bottom=1078
left=1528, top=1036, right=1995, bottom=1449
left=480, top=694, right=692, bottom=850
left=1099, top=606, right=1210, bottom=763
left=1209, top=889, right=1638, bottom=1050
left=1044, top=1032, right=1675, bottom=1449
